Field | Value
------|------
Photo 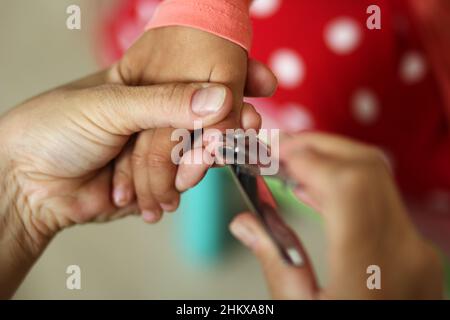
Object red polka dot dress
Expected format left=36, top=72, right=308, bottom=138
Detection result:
left=99, top=0, right=450, bottom=253
left=248, top=0, right=450, bottom=252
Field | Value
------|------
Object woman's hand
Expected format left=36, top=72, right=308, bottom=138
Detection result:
left=230, top=133, right=443, bottom=299
left=111, top=26, right=275, bottom=221
left=0, top=68, right=236, bottom=298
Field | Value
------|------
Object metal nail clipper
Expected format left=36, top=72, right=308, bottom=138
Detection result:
left=219, top=133, right=306, bottom=267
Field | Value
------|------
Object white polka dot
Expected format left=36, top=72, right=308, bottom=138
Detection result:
left=269, top=49, right=305, bottom=89
left=400, top=51, right=427, bottom=84
left=279, top=104, right=313, bottom=132
left=351, top=89, right=380, bottom=125
left=325, top=17, right=362, bottom=55
left=250, top=0, right=281, bottom=18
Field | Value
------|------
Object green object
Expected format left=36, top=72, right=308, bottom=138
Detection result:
left=266, top=177, right=319, bottom=220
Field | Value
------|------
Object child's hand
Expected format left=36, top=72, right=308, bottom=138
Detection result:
left=111, top=26, right=276, bottom=222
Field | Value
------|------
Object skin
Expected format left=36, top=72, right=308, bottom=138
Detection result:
left=111, top=27, right=268, bottom=222
left=0, top=83, right=441, bottom=299
left=0, top=26, right=441, bottom=301
left=229, top=133, right=444, bottom=300
left=0, top=58, right=276, bottom=299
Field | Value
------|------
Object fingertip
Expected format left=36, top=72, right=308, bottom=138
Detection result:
left=175, top=148, right=213, bottom=191
left=113, top=185, right=131, bottom=208
left=142, top=210, right=163, bottom=224
left=246, top=59, right=278, bottom=98
left=241, top=103, right=262, bottom=130
left=231, top=213, right=295, bottom=267
left=231, top=214, right=317, bottom=300
left=160, top=197, right=180, bottom=213
left=230, top=213, right=259, bottom=250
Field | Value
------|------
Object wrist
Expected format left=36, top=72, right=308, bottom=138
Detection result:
left=146, top=0, right=252, bottom=51
left=0, top=147, right=53, bottom=251
left=0, top=156, right=51, bottom=298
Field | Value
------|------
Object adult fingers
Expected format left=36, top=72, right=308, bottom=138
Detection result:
left=280, top=133, right=388, bottom=167
left=80, top=83, right=233, bottom=135
left=230, top=213, right=318, bottom=300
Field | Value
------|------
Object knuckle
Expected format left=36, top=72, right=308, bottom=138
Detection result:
left=329, top=148, right=388, bottom=193
left=115, top=166, right=132, bottom=182
left=135, top=184, right=154, bottom=204
left=153, top=187, right=176, bottom=200
left=334, top=165, right=371, bottom=192
left=132, top=150, right=171, bottom=170
left=131, top=152, right=147, bottom=168
left=118, top=54, right=138, bottom=85
left=146, top=152, right=171, bottom=169
left=83, top=85, right=131, bottom=132
left=156, top=83, right=192, bottom=117
left=93, top=84, right=124, bottom=107
left=366, top=148, right=390, bottom=171
left=136, top=193, right=152, bottom=204
left=364, top=146, right=385, bottom=161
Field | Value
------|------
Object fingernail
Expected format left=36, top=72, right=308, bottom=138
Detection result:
left=160, top=201, right=178, bottom=212
left=230, top=222, right=257, bottom=249
left=191, top=86, right=226, bottom=116
left=142, top=210, right=160, bottom=223
left=113, top=187, right=128, bottom=207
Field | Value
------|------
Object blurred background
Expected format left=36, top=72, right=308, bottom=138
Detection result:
left=0, top=0, right=326, bottom=299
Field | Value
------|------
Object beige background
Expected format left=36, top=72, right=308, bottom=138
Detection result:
left=0, top=0, right=326, bottom=299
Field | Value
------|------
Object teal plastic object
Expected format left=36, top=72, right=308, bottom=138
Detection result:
left=176, top=167, right=248, bottom=265
left=175, top=169, right=320, bottom=266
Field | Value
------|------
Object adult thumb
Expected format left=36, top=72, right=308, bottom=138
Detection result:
left=230, top=213, right=318, bottom=300
left=81, top=83, right=233, bottom=135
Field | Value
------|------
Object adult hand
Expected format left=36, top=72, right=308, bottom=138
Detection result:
left=230, top=133, right=443, bottom=299
left=111, top=26, right=276, bottom=220
left=0, top=67, right=237, bottom=298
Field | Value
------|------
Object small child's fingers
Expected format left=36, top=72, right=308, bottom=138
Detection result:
left=240, top=103, right=262, bottom=130
left=112, top=144, right=135, bottom=208
left=131, top=130, right=164, bottom=224
left=133, top=163, right=163, bottom=224
left=245, top=59, right=278, bottom=98
left=175, top=147, right=214, bottom=192
left=146, top=129, right=180, bottom=212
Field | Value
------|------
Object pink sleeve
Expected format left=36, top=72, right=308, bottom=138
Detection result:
left=146, top=0, right=253, bottom=51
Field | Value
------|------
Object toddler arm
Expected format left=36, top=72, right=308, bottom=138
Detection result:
left=146, top=0, right=253, bottom=51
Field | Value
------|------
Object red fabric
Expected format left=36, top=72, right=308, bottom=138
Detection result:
left=98, top=0, right=450, bottom=251
left=247, top=0, right=450, bottom=251
left=146, top=0, right=252, bottom=50
left=410, top=0, right=450, bottom=123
